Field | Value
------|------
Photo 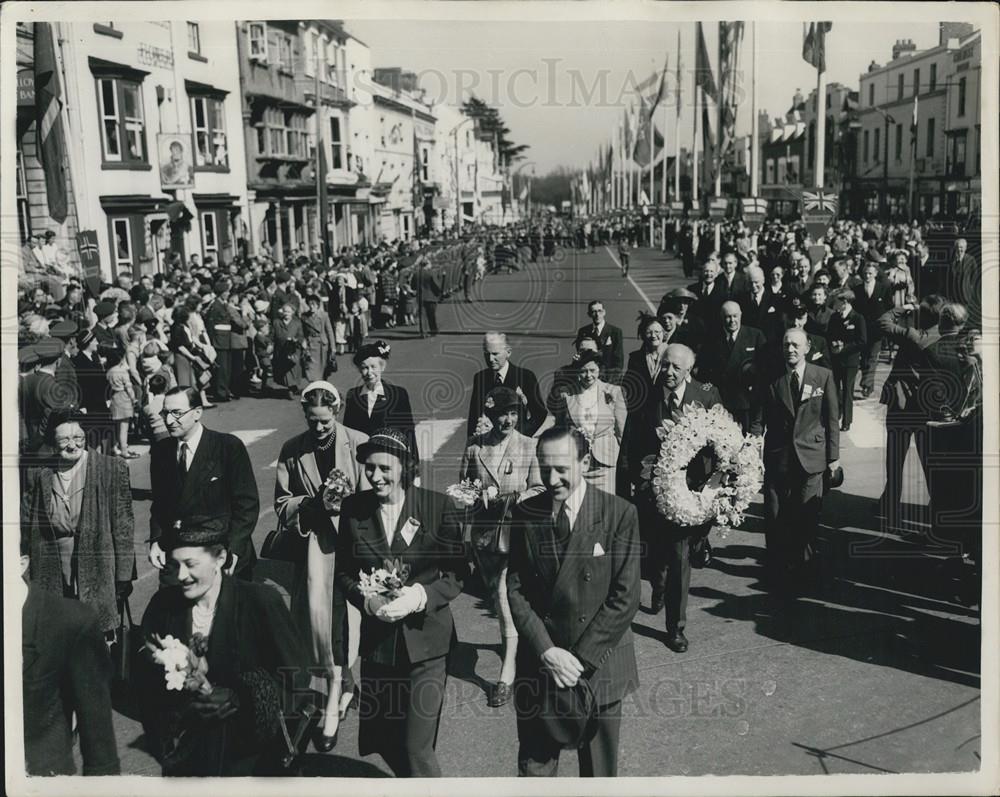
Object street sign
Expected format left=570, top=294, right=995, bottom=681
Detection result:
left=670, top=200, right=685, bottom=213
left=76, top=230, right=101, bottom=278
left=708, top=198, right=728, bottom=220
left=17, top=69, right=34, bottom=106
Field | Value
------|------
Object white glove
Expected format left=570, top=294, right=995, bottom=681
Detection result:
left=376, top=584, right=426, bottom=622
left=364, top=594, right=392, bottom=617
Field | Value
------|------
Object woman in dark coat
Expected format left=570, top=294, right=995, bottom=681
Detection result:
left=22, top=410, right=135, bottom=635
left=342, top=340, right=419, bottom=463
left=71, top=328, right=113, bottom=452
left=334, top=428, right=467, bottom=777
left=272, top=302, right=305, bottom=396
left=137, top=517, right=315, bottom=776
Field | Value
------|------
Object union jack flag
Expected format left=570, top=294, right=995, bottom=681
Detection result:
left=801, top=188, right=838, bottom=215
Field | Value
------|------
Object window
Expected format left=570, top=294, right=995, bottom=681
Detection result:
left=201, top=212, right=218, bottom=259
left=329, top=116, right=343, bottom=169
left=286, top=113, right=307, bottom=157
left=895, top=123, right=903, bottom=160
left=262, top=107, right=285, bottom=156
left=187, top=22, right=200, bottom=54
left=111, top=217, right=134, bottom=271
left=863, top=130, right=869, bottom=163
left=913, top=68, right=920, bottom=96
left=420, top=146, right=429, bottom=182
left=873, top=127, right=880, bottom=162
left=96, top=77, right=147, bottom=164
left=276, top=35, right=292, bottom=71
left=190, top=95, right=228, bottom=168
left=765, top=158, right=775, bottom=183
left=926, top=117, right=934, bottom=157
left=957, top=76, right=966, bottom=116
left=304, top=31, right=316, bottom=76
left=248, top=23, right=267, bottom=61
left=897, top=74, right=904, bottom=100
left=948, top=131, right=967, bottom=176
left=868, top=83, right=874, bottom=106
left=16, top=149, right=31, bottom=242
left=327, top=41, right=339, bottom=87
left=929, top=63, right=937, bottom=91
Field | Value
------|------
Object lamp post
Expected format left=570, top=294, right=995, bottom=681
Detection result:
left=449, top=116, right=475, bottom=234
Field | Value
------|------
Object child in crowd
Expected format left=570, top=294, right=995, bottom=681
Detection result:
left=249, top=316, right=273, bottom=395
left=141, top=373, right=170, bottom=443
left=106, top=347, right=138, bottom=459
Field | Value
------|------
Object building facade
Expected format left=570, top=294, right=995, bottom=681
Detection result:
left=18, top=20, right=251, bottom=282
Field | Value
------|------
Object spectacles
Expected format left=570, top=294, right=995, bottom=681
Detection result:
left=54, top=434, right=87, bottom=447
left=159, top=407, right=197, bottom=420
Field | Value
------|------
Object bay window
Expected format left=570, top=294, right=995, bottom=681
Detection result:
left=96, top=76, right=147, bottom=165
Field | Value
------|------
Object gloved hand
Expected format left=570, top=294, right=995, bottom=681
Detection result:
left=364, top=593, right=392, bottom=618
left=190, top=686, right=241, bottom=721
left=115, top=580, right=133, bottom=601
left=376, top=585, right=425, bottom=622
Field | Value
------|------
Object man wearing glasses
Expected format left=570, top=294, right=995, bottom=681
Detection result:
left=148, top=386, right=260, bottom=580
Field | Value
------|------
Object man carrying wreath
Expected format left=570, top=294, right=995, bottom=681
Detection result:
left=622, top=344, right=722, bottom=653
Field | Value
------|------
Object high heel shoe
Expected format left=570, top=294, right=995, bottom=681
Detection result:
left=338, top=691, right=358, bottom=720
left=312, top=724, right=338, bottom=753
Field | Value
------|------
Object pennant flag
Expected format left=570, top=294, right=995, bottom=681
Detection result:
left=910, top=93, right=919, bottom=144
left=518, top=184, right=528, bottom=201
left=802, top=21, right=833, bottom=73
left=675, top=28, right=683, bottom=118
left=718, top=22, right=745, bottom=162
left=34, top=22, right=68, bottom=223
left=695, top=22, right=717, bottom=103
left=649, top=54, right=670, bottom=119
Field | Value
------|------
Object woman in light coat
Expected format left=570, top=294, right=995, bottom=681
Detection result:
left=274, top=382, right=369, bottom=751
left=458, top=386, right=544, bottom=707
left=554, top=349, right=627, bottom=495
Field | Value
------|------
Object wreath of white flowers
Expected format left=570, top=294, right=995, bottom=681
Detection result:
left=640, top=402, right=764, bottom=528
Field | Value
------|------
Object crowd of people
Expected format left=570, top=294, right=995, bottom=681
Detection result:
left=16, top=209, right=983, bottom=779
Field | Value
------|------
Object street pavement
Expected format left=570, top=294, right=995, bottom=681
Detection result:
left=112, top=243, right=981, bottom=778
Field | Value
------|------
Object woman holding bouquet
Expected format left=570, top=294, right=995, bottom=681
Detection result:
left=334, top=428, right=467, bottom=777
left=137, top=516, right=314, bottom=776
left=274, top=381, right=369, bottom=751
left=553, top=350, right=627, bottom=495
left=457, top=386, right=544, bottom=707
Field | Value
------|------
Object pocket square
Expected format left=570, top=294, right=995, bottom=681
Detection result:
left=593, top=543, right=605, bottom=557
left=209, top=476, right=219, bottom=482
left=400, top=518, right=421, bottom=546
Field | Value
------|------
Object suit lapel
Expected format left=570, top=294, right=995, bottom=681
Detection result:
left=206, top=576, right=238, bottom=682
left=475, top=445, right=502, bottom=486
left=779, top=372, right=796, bottom=417
left=360, top=495, right=392, bottom=561
left=76, top=451, right=100, bottom=534
left=297, top=435, right=322, bottom=493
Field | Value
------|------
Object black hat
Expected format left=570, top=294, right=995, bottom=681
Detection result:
left=661, top=287, right=698, bottom=303
left=824, top=464, right=844, bottom=491
left=573, top=350, right=604, bottom=370
left=94, top=300, right=116, bottom=319
left=49, top=319, right=79, bottom=340
left=535, top=671, right=598, bottom=749
left=34, top=336, right=65, bottom=363
left=18, top=345, right=39, bottom=369
left=77, top=327, right=97, bottom=348
left=483, top=386, right=521, bottom=418
left=161, top=515, right=230, bottom=551
left=353, top=340, right=391, bottom=366
left=356, top=427, right=412, bottom=463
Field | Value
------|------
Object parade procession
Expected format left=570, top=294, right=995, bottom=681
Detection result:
left=5, top=3, right=996, bottom=792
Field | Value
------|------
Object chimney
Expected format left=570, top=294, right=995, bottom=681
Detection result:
left=892, top=38, right=917, bottom=60
left=940, top=21, right=975, bottom=46
left=792, top=88, right=804, bottom=109
left=868, top=60, right=881, bottom=73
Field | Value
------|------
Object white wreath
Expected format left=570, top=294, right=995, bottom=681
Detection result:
left=640, top=402, right=764, bottom=528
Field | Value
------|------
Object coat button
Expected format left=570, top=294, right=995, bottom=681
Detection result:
left=578, top=615, right=586, bottom=623
left=583, top=571, right=592, bottom=581
left=544, top=614, right=551, bottom=623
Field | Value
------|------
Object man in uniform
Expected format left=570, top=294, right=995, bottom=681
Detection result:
left=203, top=279, right=240, bottom=402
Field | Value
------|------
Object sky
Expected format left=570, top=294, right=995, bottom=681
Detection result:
left=347, top=18, right=945, bottom=175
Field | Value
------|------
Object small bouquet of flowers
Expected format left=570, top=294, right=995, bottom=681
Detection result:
left=146, top=633, right=212, bottom=695
left=321, top=468, right=353, bottom=514
left=358, top=558, right=411, bottom=600
left=473, top=414, right=494, bottom=437
left=446, top=477, right=500, bottom=510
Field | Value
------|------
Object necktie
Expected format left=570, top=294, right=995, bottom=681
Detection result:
left=494, top=371, right=503, bottom=386
left=552, top=502, right=571, bottom=564
left=728, top=334, right=736, bottom=353
left=789, top=370, right=801, bottom=406
left=668, top=391, right=680, bottom=420
left=178, top=442, right=189, bottom=484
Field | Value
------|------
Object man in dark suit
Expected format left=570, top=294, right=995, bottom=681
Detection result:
left=418, top=257, right=444, bottom=336
left=687, top=260, right=727, bottom=337
left=804, top=283, right=832, bottom=336
left=268, top=271, right=296, bottom=321
left=698, top=302, right=767, bottom=432
left=761, top=303, right=831, bottom=379
left=507, top=426, right=640, bottom=777
left=624, top=344, right=722, bottom=651
left=576, top=300, right=624, bottom=384
left=825, top=288, right=867, bottom=432
left=467, top=332, right=547, bottom=438
left=740, top=265, right=783, bottom=342
left=21, top=570, right=120, bottom=776
left=719, top=252, right=748, bottom=299
left=852, top=262, right=892, bottom=399
left=948, top=238, right=980, bottom=329
left=751, top=329, right=840, bottom=587
left=148, top=386, right=260, bottom=579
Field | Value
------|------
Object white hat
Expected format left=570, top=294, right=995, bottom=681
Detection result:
left=300, top=381, right=341, bottom=406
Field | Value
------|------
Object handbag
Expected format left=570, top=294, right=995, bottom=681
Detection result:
left=111, top=599, right=144, bottom=683
left=260, top=525, right=304, bottom=562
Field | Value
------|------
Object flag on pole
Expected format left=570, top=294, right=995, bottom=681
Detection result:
left=910, top=92, right=919, bottom=144
left=718, top=22, right=745, bottom=162
left=675, top=28, right=683, bottom=119
left=632, top=94, right=666, bottom=167
left=34, top=22, right=68, bottom=223
left=648, top=55, right=670, bottom=118
left=695, top=21, right=717, bottom=102
left=622, top=105, right=633, bottom=153
left=802, top=22, right=833, bottom=73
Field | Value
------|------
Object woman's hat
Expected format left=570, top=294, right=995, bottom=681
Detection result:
left=356, top=427, right=412, bottom=463
left=161, top=515, right=230, bottom=551
left=353, top=340, right=391, bottom=366
left=300, top=380, right=341, bottom=406
left=573, top=350, right=603, bottom=370
left=94, top=300, right=117, bottom=319
left=661, top=287, right=698, bottom=303
left=484, top=386, right=521, bottom=417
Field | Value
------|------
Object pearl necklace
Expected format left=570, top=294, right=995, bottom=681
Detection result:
left=316, top=431, right=337, bottom=451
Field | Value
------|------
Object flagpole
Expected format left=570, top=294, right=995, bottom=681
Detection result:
left=750, top=21, right=760, bottom=252
left=715, top=23, right=723, bottom=253
left=648, top=96, right=655, bottom=246
left=675, top=29, right=683, bottom=246
left=815, top=56, right=827, bottom=190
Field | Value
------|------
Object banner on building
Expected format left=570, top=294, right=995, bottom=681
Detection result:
left=158, top=133, right=195, bottom=189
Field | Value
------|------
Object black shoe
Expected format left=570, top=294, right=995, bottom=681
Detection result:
left=649, top=592, right=665, bottom=613
left=312, top=727, right=338, bottom=753
left=690, top=539, right=713, bottom=569
left=665, top=629, right=688, bottom=653
left=840, top=422, right=851, bottom=432
left=487, top=681, right=512, bottom=708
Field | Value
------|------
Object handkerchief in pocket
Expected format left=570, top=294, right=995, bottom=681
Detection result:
left=593, top=543, right=605, bottom=557
left=400, top=517, right=421, bottom=546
